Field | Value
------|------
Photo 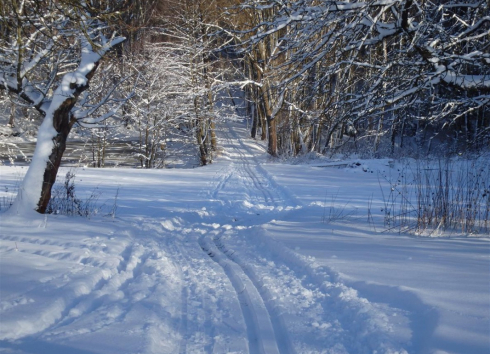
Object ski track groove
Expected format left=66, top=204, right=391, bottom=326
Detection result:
left=47, top=271, right=113, bottom=332
left=199, top=234, right=282, bottom=354
left=0, top=122, right=411, bottom=353
left=212, top=123, right=394, bottom=353
left=212, top=233, right=296, bottom=354
left=211, top=166, right=234, bottom=200
left=165, top=238, right=192, bottom=354
left=254, top=227, right=406, bottom=353
left=178, top=283, right=189, bottom=354
left=228, top=126, right=300, bottom=209
left=224, top=125, right=300, bottom=210
left=161, top=225, right=223, bottom=354
left=203, top=124, right=299, bottom=354
left=0, top=240, right=137, bottom=337
left=174, top=243, right=216, bottom=354
left=117, top=244, right=135, bottom=272
left=221, top=128, right=276, bottom=207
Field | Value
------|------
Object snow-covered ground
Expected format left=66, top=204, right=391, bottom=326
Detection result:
left=0, top=121, right=489, bottom=354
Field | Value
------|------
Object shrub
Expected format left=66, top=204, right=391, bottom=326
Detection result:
left=380, top=156, right=489, bottom=236
left=46, top=171, right=102, bottom=217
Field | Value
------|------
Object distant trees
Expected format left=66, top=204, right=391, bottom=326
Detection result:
left=143, top=0, right=240, bottom=165
left=126, top=43, right=198, bottom=168
left=96, top=0, right=242, bottom=168
left=236, top=0, right=490, bottom=156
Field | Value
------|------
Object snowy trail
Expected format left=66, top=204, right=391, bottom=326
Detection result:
left=217, top=123, right=294, bottom=210
left=209, top=232, right=296, bottom=354
left=185, top=122, right=409, bottom=354
left=0, top=120, right=443, bottom=354
left=161, top=224, right=247, bottom=354
left=199, top=235, right=281, bottom=354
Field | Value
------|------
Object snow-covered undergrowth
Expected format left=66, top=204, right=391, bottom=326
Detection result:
left=1, top=122, right=489, bottom=354
left=375, top=156, right=490, bottom=236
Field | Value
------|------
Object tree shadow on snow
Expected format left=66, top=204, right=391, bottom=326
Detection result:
left=348, top=281, right=439, bottom=354
left=0, top=338, right=99, bottom=354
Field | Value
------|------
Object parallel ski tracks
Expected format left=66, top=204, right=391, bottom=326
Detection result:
left=0, top=123, right=406, bottom=354
left=47, top=242, right=151, bottom=333
left=199, top=234, right=283, bottom=354
left=220, top=127, right=277, bottom=208
left=211, top=165, right=235, bottom=200
left=197, top=124, right=301, bottom=353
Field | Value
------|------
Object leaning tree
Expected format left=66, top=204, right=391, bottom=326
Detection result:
left=0, top=0, right=130, bottom=213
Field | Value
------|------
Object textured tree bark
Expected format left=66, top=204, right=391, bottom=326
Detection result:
left=194, top=97, right=208, bottom=166
left=267, top=117, right=277, bottom=157
left=250, top=100, right=258, bottom=139
left=36, top=64, right=99, bottom=213
left=197, top=120, right=208, bottom=166
left=37, top=100, right=76, bottom=213
left=259, top=79, right=277, bottom=157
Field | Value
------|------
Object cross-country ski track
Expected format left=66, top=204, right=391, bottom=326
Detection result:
left=1, top=121, right=489, bottom=354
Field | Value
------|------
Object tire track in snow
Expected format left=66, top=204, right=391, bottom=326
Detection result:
left=212, top=233, right=296, bottom=354
left=199, top=234, right=281, bottom=354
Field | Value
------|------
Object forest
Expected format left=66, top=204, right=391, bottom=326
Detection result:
left=1, top=0, right=489, bottom=213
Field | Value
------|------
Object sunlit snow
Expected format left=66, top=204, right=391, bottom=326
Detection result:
left=1, top=121, right=488, bottom=354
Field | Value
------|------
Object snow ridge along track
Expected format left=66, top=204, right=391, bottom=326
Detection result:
left=199, top=235, right=281, bottom=354
left=211, top=232, right=296, bottom=354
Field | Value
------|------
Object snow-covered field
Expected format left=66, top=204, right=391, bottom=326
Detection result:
left=0, top=122, right=489, bottom=354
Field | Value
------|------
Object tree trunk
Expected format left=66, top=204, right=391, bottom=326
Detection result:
left=8, top=102, right=15, bottom=127
left=251, top=103, right=258, bottom=139
left=12, top=61, right=102, bottom=214
left=267, top=117, right=277, bottom=156
left=259, top=77, right=277, bottom=157
left=197, top=119, right=208, bottom=166
left=37, top=101, right=76, bottom=213
left=260, top=103, right=267, bottom=141
left=193, top=93, right=208, bottom=166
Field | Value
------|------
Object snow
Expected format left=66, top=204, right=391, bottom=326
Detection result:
left=1, top=121, right=489, bottom=354
left=9, top=116, right=58, bottom=215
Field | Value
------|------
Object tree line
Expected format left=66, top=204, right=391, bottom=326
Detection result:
left=236, top=0, right=489, bottom=157
left=0, top=0, right=489, bottom=213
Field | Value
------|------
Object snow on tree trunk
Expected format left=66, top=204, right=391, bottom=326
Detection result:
left=11, top=36, right=123, bottom=214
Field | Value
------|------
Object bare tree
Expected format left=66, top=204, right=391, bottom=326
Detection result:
left=156, top=0, right=240, bottom=165
left=0, top=0, right=128, bottom=213
left=237, top=0, right=490, bottom=156
left=126, top=43, right=198, bottom=168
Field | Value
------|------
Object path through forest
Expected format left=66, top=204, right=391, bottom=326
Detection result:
left=2, top=121, right=488, bottom=354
